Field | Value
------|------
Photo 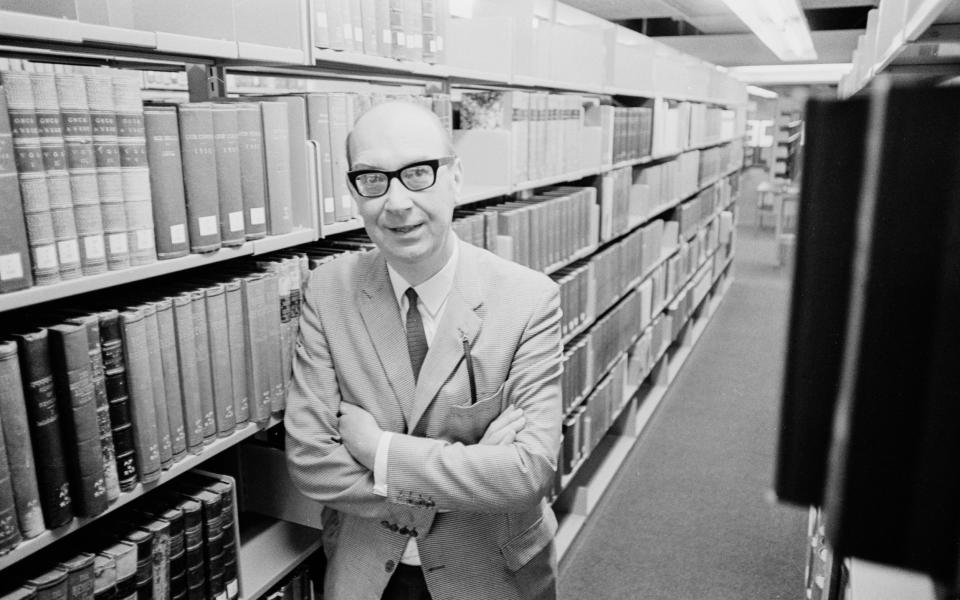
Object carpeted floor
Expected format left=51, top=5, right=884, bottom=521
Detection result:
left=558, top=224, right=809, bottom=600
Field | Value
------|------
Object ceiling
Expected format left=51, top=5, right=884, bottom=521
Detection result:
left=560, top=0, right=878, bottom=67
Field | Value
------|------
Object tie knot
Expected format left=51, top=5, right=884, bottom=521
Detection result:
left=405, top=287, right=419, bottom=304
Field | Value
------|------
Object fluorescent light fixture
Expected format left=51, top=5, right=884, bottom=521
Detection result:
left=720, top=0, right=818, bottom=61
left=746, top=85, right=778, bottom=99
left=729, top=63, right=853, bottom=85
left=449, top=0, right=473, bottom=19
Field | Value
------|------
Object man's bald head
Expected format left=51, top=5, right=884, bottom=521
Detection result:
left=346, top=100, right=454, bottom=169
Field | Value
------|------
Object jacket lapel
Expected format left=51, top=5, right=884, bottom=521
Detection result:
left=408, top=242, right=483, bottom=433
left=357, top=251, right=416, bottom=423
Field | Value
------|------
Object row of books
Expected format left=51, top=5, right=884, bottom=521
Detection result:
left=314, top=0, right=448, bottom=65
left=560, top=355, right=628, bottom=477
left=0, top=470, right=239, bottom=600
left=652, top=98, right=737, bottom=158
left=458, top=90, right=591, bottom=185
left=261, top=563, right=316, bottom=600
left=676, top=177, right=736, bottom=241
left=596, top=105, right=654, bottom=167
left=0, top=253, right=304, bottom=553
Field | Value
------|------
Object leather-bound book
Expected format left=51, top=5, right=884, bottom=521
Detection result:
left=170, top=292, right=203, bottom=455
left=118, top=307, right=161, bottom=484
left=0, top=86, right=34, bottom=292
left=96, top=310, right=137, bottom=492
left=143, top=105, right=189, bottom=260
left=154, top=298, right=187, bottom=461
left=235, top=103, right=267, bottom=240
left=176, top=104, right=221, bottom=253
left=211, top=105, right=245, bottom=247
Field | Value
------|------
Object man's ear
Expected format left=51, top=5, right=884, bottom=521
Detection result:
left=451, top=156, right=463, bottom=194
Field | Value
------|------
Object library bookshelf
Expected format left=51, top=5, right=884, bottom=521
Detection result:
left=0, top=1, right=746, bottom=597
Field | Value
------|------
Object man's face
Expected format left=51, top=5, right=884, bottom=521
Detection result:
left=347, top=106, right=461, bottom=274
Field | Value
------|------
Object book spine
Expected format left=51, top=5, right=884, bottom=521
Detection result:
left=14, top=329, right=74, bottom=527
left=260, top=101, right=293, bottom=235
left=224, top=279, right=249, bottom=426
left=0, top=398, right=23, bottom=553
left=118, top=308, right=161, bottom=484
left=28, top=568, right=69, bottom=600
left=261, top=271, right=284, bottom=413
left=98, top=541, right=137, bottom=600
left=155, top=298, right=187, bottom=461
left=202, top=284, right=236, bottom=437
left=171, top=292, right=204, bottom=455
left=60, top=552, right=96, bottom=600
left=177, top=104, right=221, bottom=253
left=241, top=275, right=270, bottom=424
left=31, top=71, right=83, bottom=280
left=122, top=528, right=153, bottom=600
left=140, top=303, right=173, bottom=469
left=0, top=340, right=45, bottom=537
left=97, top=310, right=138, bottom=492
left=85, top=71, right=130, bottom=271
left=93, top=552, right=116, bottom=600
left=112, top=72, right=156, bottom=266
left=190, top=289, right=218, bottom=442
left=47, top=323, right=109, bottom=517
left=0, top=83, right=34, bottom=292
left=69, top=316, right=121, bottom=503
left=235, top=103, right=267, bottom=241
left=326, top=93, right=352, bottom=223
left=305, top=94, right=335, bottom=226
left=3, top=70, right=61, bottom=284
left=143, top=106, right=189, bottom=260
left=211, top=105, right=245, bottom=247
left=55, top=72, right=108, bottom=276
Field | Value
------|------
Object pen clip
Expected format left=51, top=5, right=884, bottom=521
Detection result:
left=461, top=333, right=478, bottom=405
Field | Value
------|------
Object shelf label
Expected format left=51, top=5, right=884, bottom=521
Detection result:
left=0, top=253, right=24, bottom=281
left=108, top=232, right=128, bottom=255
left=57, top=239, right=80, bottom=264
left=198, top=215, right=218, bottom=236
left=250, top=207, right=266, bottom=225
left=136, top=229, right=155, bottom=250
left=170, top=223, right=186, bottom=245
left=83, top=235, right=106, bottom=259
left=229, top=210, right=244, bottom=232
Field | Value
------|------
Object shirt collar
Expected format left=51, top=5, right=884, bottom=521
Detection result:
left=387, top=238, right=459, bottom=319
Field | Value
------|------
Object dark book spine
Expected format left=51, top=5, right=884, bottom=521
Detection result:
left=0, top=87, right=33, bottom=292
left=0, top=339, right=45, bottom=537
left=67, top=315, right=121, bottom=502
left=202, top=284, right=236, bottom=437
left=112, top=72, right=156, bottom=267
left=85, top=71, right=130, bottom=271
left=60, top=552, right=97, bottom=600
left=97, top=310, right=138, bottom=492
left=190, top=289, right=217, bottom=443
left=118, top=308, right=161, bottom=484
left=121, top=528, right=153, bottom=600
left=13, top=328, right=74, bottom=526
left=224, top=279, right=249, bottom=426
left=155, top=298, right=187, bottom=460
left=3, top=70, right=61, bottom=284
left=27, top=567, right=69, bottom=600
left=211, top=105, right=245, bottom=247
left=177, top=104, right=221, bottom=253
left=172, top=293, right=204, bottom=455
left=140, top=303, right=173, bottom=469
left=143, top=106, right=189, bottom=260
left=47, top=323, right=109, bottom=517
left=31, top=71, right=83, bottom=280
left=260, top=101, right=293, bottom=235
left=236, top=103, right=267, bottom=240
left=55, top=72, right=108, bottom=276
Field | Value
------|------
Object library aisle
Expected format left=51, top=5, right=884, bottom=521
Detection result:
left=559, top=222, right=808, bottom=599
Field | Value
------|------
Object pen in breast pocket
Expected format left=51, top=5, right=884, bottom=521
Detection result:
left=461, top=335, right=478, bottom=405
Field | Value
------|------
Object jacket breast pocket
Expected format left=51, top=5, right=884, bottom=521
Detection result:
left=444, top=381, right=505, bottom=444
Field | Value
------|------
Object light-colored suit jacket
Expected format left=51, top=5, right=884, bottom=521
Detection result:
left=285, top=237, right=563, bottom=600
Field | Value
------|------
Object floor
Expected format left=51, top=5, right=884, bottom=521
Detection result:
left=558, top=217, right=809, bottom=600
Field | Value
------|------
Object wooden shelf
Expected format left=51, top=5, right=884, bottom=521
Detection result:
left=0, top=420, right=270, bottom=572
left=239, top=513, right=322, bottom=600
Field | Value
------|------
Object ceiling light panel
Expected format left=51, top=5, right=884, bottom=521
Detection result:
left=721, top=0, right=819, bottom=61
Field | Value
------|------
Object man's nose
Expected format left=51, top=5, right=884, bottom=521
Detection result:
left=383, top=177, right=413, bottom=211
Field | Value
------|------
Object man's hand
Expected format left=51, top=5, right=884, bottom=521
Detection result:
left=479, top=406, right=526, bottom=445
left=338, top=403, right=382, bottom=470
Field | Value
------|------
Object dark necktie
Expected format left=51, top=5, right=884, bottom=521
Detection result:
left=405, top=287, right=428, bottom=381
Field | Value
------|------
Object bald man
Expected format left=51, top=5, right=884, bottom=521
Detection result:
left=285, top=101, right=563, bottom=600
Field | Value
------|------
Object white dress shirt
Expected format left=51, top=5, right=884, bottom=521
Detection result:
left=373, top=240, right=459, bottom=565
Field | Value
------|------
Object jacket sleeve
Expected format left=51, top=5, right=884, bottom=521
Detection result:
left=385, top=284, right=563, bottom=513
left=284, top=276, right=437, bottom=530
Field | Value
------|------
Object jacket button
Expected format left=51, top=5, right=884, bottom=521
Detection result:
left=410, top=529, right=418, bottom=538
left=380, top=520, right=390, bottom=529
left=385, top=560, right=395, bottom=572
left=390, top=524, right=399, bottom=532
left=399, top=527, right=409, bottom=535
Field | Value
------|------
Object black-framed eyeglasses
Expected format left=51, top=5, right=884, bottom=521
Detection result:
left=347, top=156, right=456, bottom=198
